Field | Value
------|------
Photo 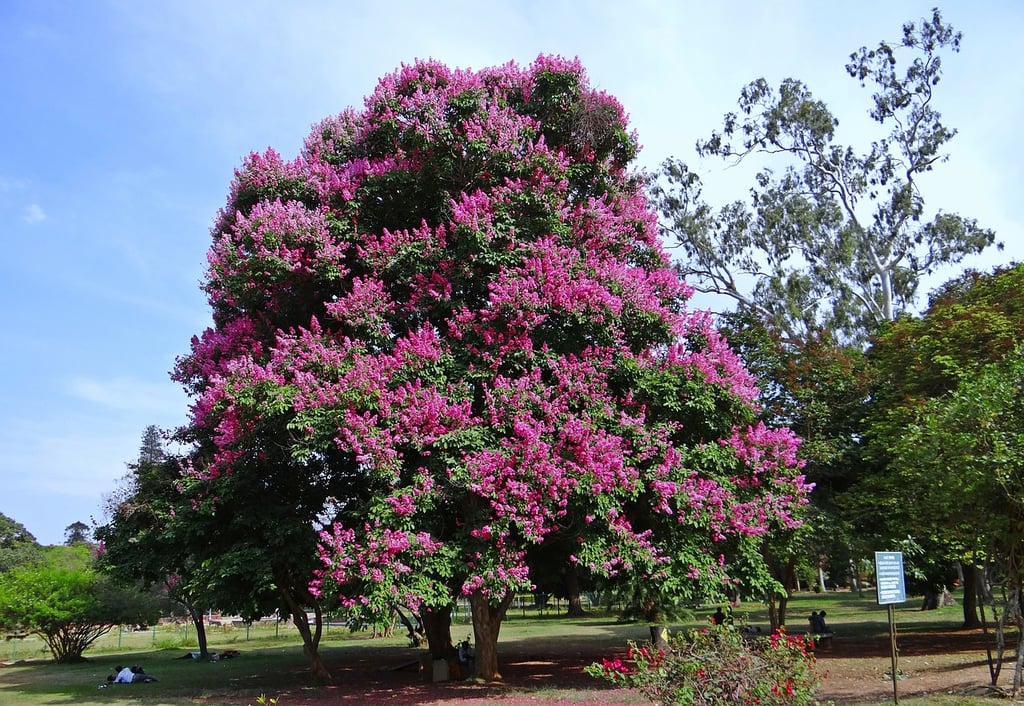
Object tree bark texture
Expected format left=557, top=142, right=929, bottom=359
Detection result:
left=564, top=563, right=585, bottom=617
left=468, top=591, right=514, bottom=681
left=280, top=587, right=330, bottom=682
left=420, top=604, right=453, bottom=660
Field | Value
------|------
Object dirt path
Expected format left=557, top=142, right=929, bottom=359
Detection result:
left=235, top=627, right=1011, bottom=705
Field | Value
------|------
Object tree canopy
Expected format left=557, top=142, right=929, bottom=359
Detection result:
left=0, top=545, right=161, bottom=662
left=654, top=8, right=997, bottom=344
left=174, top=55, right=810, bottom=680
left=0, top=512, right=42, bottom=573
left=849, top=265, right=1024, bottom=604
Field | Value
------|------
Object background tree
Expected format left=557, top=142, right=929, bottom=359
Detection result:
left=96, top=427, right=217, bottom=659
left=654, top=8, right=996, bottom=344
left=0, top=544, right=161, bottom=662
left=853, top=264, right=1024, bottom=623
left=652, top=9, right=999, bottom=614
left=176, top=55, right=810, bottom=680
left=886, top=353, right=1024, bottom=693
left=0, top=512, right=43, bottom=573
left=63, top=521, right=91, bottom=546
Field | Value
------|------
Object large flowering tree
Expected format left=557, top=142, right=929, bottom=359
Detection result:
left=175, top=56, right=810, bottom=681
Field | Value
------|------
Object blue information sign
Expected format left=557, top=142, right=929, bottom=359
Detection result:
left=875, top=551, right=907, bottom=605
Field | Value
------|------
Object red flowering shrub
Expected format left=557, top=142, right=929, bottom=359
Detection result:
left=587, top=625, right=823, bottom=706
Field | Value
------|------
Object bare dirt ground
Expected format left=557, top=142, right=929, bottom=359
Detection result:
left=810, top=627, right=1011, bottom=705
left=238, top=627, right=1013, bottom=705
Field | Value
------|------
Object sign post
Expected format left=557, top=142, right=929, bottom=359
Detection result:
left=875, top=551, right=907, bottom=704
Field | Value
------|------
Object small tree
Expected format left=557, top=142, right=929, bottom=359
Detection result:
left=63, top=521, right=91, bottom=546
left=0, top=554, right=160, bottom=662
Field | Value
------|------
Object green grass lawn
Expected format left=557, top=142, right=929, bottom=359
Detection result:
left=0, top=591, right=1006, bottom=706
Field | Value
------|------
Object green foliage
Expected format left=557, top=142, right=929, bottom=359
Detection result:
left=853, top=266, right=1024, bottom=556
left=586, top=625, right=822, bottom=706
left=655, top=9, right=996, bottom=345
left=832, top=264, right=1024, bottom=610
left=0, top=512, right=43, bottom=573
left=889, top=353, right=1024, bottom=564
left=0, top=562, right=161, bottom=662
left=63, top=521, right=90, bottom=546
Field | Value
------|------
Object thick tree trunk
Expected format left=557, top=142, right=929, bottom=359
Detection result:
left=468, top=591, right=514, bottom=681
left=420, top=604, right=453, bottom=660
left=564, top=563, right=585, bottom=617
left=962, top=563, right=981, bottom=628
left=281, top=587, right=330, bottom=682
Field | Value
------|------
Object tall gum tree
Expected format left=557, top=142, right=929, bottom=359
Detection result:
left=176, top=56, right=811, bottom=680
left=653, top=9, right=999, bottom=614
left=654, top=8, right=997, bottom=345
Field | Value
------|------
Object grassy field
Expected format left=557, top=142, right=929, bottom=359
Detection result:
left=0, top=591, right=1008, bottom=705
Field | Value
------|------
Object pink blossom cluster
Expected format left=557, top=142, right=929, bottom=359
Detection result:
left=311, top=521, right=445, bottom=613
left=177, top=55, right=811, bottom=620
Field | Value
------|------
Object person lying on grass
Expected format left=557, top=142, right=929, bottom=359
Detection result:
left=107, top=665, right=159, bottom=683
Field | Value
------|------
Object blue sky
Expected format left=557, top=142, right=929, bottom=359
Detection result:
left=1, top=1, right=1020, bottom=546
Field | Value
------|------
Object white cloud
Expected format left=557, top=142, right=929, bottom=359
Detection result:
left=66, top=375, right=189, bottom=419
left=23, top=203, right=46, bottom=223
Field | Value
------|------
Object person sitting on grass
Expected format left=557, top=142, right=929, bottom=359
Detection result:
left=109, top=665, right=159, bottom=683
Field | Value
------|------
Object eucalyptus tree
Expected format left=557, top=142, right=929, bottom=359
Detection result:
left=654, top=10, right=999, bottom=606
left=655, top=8, right=996, bottom=345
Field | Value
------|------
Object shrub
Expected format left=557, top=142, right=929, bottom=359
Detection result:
left=586, top=624, right=823, bottom=706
